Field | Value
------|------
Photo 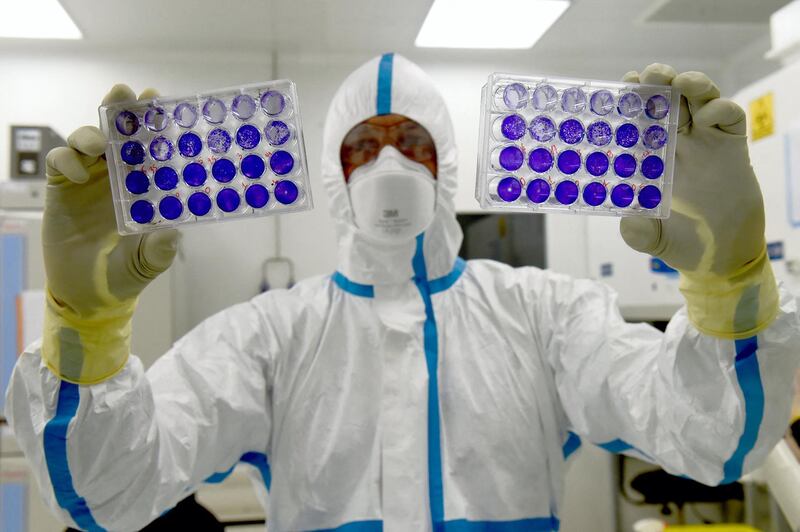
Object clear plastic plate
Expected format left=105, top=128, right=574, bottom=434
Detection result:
left=475, top=73, right=680, bottom=218
left=99, top=80, right=313, bottom=235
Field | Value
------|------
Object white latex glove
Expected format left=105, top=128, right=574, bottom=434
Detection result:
left=619, top=64, right=777, bottom=339
left=43, top=84, right=179, bottom=384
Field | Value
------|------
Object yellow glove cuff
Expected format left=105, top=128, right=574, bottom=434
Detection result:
left=41, top=288, right=136, bottom=385
left=679, top=245, right=779, bottom=340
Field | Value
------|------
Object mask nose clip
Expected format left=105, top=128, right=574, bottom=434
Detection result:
left=347, top=146, right=432, bottom=187
left=346, top=146, right=437, bottom=243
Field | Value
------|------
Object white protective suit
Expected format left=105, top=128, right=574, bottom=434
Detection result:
left=6, top=53, right=800, bottom=532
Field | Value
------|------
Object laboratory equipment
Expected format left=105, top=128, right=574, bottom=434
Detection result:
left=9, top=125, right=66, bottom=180
left=99, top=81, right=313, bottom=235
left=476, top=73, right=680, bottom=218
left=0, top=181, right=46, bottom=210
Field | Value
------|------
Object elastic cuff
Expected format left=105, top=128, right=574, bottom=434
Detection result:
left=679, top=246, right=780, bottom=340
left=41, top=289, right=135, bottom=385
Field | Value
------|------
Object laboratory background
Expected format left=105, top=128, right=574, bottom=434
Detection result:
left=1, top=0, right=800, bottom=531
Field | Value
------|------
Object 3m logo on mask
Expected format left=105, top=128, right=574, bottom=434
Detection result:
left=383, top=209, right=399, bottom=218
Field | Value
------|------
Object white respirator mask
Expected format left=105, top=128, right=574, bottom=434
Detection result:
left=346, top=145, right=437, bottom=243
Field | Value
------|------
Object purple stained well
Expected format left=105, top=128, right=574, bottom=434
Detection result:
left=585, top=151, right=609, bottom=177
left=275, top=180, right=300, bottom=205
left=559, top=119, right=584, bottom=145
left=638, top=185, right=662, bottom=209
left=245, top=183, right=270, bottom=208
left=241, top=154, right=266, bottom=178
left=646, top=94, right=670, bottom=120
left=498, top=146, right=524, bottom=171
left=261, top=90, right=286, bottom=116
left=503, top=83, right=528, bottom=110
left=154, top=166, right=178, bottom=191
left=590, top=90, right=614, bottom=116
left=174, top=102, right=198, bottom=128
left=527, top=179, right=550, bottom=204
left=532, top=84, right=557, bottom=110
left=265, top=120, right=291, bottom=146
left=529, top=115, right=556, bottom=142
left=203, top=98, right=227, bottom=124
left=641, top=155, right=664, bottom=179
left=182, top=162, right=207, bottom=186
left=178, top=132, right=203, bottom=158
left=149, top=136, right=174, bottom=162
left=232, top=94, right=257, bottom=120
left=130, top=200, right=154, bottom=224
left=557, top=150, right=581, bottom=175
left=236, top=124, right=261, bottom=150
left=115, top=111, right=139, bottom=136
left=561, top=87, right=587, bottom=113
left=587, top=121, right=612, bottom=147
left=270, top=150, right=295, bottom=175
left=212, top=158, right=236, bottom=182
left=500, top=114, right=526, bottom=140
left=643, top=125, right=668, bottom=150
left=121, top=141, right=145, bottom=165
left=144, top=106, right=169, bottom=132
left=187, top=192, right=212, bottom=216
left=158, top=196, right=183, bottom=220
left=614, top=153, right=637, bottom=178
left=583, top=182, right=607, bottom=206
left=611, top=183, right=634, bottom=208
left=207, top=128, right=232, bottom=153
left=615, top=123, right=639, bottom=148
left=555, top=180, right=579, bottom=205
left=618, top=92, right=643, bottom=118
left=529, top=147, right=554, bottom=173
left=125, top=170, right=149, bottom=195
left=216, top=188, right=241, bottom=212
left=496, top=176, right=522, bottom=202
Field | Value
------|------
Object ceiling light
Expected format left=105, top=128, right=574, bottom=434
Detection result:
left=0, top=0, right=82, bottom=40
left=415, top=0, right=569, bottom=49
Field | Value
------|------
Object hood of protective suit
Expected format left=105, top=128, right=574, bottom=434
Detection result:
left=321, top=53, right=463, bottom=285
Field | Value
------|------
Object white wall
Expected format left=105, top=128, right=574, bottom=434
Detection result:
left=732, top=58, right=800, bottom=297
left=720, top=34, right=782, bottom=98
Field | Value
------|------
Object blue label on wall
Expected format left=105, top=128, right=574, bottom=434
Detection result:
left=1, top=483, right=26, bottom=532
left=767, top=241, right=784, bottom=261
left=600, top=263, right=613, bottom=277
left=650, top=257, right=678, bottom=276
left=1, top=234, right=25, bottom=414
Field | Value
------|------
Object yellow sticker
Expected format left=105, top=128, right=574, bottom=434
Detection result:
left=749, top=92, right=774, bottom=141
left=498, top=215, right=508, bottom=238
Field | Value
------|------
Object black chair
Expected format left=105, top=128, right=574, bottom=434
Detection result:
left=630, top=469, right=744, bottom=516
left=67, top=494, right=224, bottom=532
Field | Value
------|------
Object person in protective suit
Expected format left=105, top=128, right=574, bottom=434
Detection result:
left=6, top=53, right=800, bottom=532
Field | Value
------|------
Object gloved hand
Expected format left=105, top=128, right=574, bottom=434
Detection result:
left=619, top=64, right=778, bottom=339
left=42, top=84, right=179, bottom=384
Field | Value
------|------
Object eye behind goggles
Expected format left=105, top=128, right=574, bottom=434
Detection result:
left=340, top=114, right=437, bottom=181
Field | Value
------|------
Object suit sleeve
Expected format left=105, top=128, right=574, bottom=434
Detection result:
left=5, top=296, right=279, bottom=531
left=529, top=269, right=800, bottom=486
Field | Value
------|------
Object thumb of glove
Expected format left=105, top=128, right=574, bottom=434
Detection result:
left=620, top=217, right=661, bottom=255
left=139, top=229, right=180, bottom=278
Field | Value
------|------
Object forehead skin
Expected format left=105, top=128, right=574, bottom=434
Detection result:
left=365, top=113, right=410, bottom=127
left=340, top=112, right=438, bottom=180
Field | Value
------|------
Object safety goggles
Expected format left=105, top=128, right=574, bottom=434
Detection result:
left=340, top=114, right=437, bottom=181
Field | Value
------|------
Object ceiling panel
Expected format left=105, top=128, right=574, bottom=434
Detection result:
left=58, top=0, right=430, bottom=52
left=1, top=0, right=780, bottom=70
left=643, top=0, right=790, bottom=24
